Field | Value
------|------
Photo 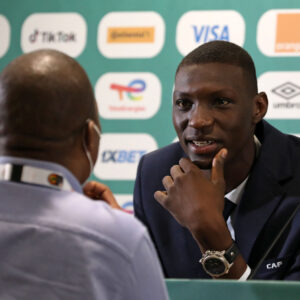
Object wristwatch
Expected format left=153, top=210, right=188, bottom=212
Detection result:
left=200, top=243, right=240, bottom=277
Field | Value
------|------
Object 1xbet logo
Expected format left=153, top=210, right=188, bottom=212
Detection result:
left=102, top=150, right=146, bottom=163
left=93, top=133, right=157, bottom=180
left=110, top=79, right=146, bottom=101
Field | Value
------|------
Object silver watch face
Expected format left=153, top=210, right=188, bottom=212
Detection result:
left=203, top=257, right=227, bottom=275
left=201, top=244, right=239, bottom=277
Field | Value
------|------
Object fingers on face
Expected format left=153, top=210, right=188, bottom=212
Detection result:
left=156, top=159, right=196, bottom=207
left=211, top=148, right=227, bottom=187
left=163, top=163, right=184, bottom=189
left=154, top=190, right=168, bottom=206
left=162, top=175, right=173, bottom=191
left=170, top=164, right=183, bottom=179
left=178, top=157, right=194, bottom=172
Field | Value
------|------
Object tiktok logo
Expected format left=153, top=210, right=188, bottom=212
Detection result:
left=21, top=13, right=87, bottom=57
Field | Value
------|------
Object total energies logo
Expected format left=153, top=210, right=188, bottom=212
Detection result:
left=93, top=133, right=157, bottom=180
left=0, top=15, right=10, bottom=58
left=176, top=10, right=245, bottom=56
left=21, top=13, right=87, bottom=57
left=257, top=9, right=300, bottom=56
left=95, top=72, right=161, bottom=119
left=258, top=72, right=300, bottom=119
left=110, top=79, right=146, bottom=101
left=115, top=194, right=134, bottom=214
left=98, top=11, right=165, bottom=58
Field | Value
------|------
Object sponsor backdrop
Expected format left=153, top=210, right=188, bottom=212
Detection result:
left=1, top=0, right=300, bottom=213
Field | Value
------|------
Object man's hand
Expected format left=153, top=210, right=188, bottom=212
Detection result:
left=154, top=148, right=228, bottom=235
left=154, top=148, right=248, bottom=279
left=83, top=181, right=122, bottom=210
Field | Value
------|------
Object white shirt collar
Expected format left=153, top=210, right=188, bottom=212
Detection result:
left=225, top=176, right=248, bottom=205
left=225, top=135, right=261, bottom=206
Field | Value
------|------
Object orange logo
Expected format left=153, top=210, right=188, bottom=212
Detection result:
left=107, top=27, right=155, bottom=43
left=275, top=13, right=300, bottom=53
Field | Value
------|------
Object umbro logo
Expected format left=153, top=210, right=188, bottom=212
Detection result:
left=271, top=82, right=300, bottom=100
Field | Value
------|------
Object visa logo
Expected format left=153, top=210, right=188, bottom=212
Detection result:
left=102, top=150, right=147, bottom=163
left=192, top=25, right=229, bottom=43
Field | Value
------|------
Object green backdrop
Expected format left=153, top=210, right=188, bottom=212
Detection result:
left=1, top=0, right=300, bottom=210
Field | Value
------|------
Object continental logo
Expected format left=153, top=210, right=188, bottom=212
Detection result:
left=98, top=12, right=165, bottom=58
left=258, top=71, right=300, bottom=119
left=257, top=9, right=300, bottom=56
left=176, top=10, right=245, bottom=56
left=21, top=13, right=87, bottom=57
left=0, top=15, right=10, bottom=58
left=93, top=133, right=157, bottom=180
left=107, top=27, right=155, bottom=43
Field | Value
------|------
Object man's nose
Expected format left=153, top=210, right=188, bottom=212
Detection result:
left=188, top=105, right=214, bottom=129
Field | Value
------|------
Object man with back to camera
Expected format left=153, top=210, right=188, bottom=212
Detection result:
left=133, top=41, right=300, bottom=280
left=0, top=49, right=169, bottom=299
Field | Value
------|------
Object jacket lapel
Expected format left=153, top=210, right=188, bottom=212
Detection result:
left=234, top=164, right=285, bottom=262
left=233, top=121, right=292, bottom=263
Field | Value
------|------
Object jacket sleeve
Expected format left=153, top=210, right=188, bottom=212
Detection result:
left=133, top=155, right=148, bottom=227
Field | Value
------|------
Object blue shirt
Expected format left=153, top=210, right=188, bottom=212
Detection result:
left=0, top=156, right=168, bottom=300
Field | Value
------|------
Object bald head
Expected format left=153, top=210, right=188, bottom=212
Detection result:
left=0, top=50, right=100, bottom=181
left=0, top=49, right=99, bottom=149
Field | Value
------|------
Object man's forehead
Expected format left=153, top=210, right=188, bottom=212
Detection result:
left=176, top=62, right=245, bottom=77
left=175, top=63, right=247, bottom=90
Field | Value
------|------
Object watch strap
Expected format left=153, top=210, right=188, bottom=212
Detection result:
left=224, top=242, right=240, bottom=264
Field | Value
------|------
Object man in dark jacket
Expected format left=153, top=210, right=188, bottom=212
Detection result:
left=134, top=41, right=300, bottom=280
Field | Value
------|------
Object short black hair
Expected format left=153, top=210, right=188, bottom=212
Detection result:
left=176, top=41, right=258, bottom=94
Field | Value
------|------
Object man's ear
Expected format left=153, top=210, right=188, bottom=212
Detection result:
left=252, top=92, right=268, bottom=124
left=84, top=119, right=100, bottom=165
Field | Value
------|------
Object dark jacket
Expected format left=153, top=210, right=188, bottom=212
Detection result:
left=134, top=120, right=300, bottom=280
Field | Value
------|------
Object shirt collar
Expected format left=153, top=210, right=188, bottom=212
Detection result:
left=0, top=156, right=82, bottom=193
left=225, top=135, right=261, bottom=205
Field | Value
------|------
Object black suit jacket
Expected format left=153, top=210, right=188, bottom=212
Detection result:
left=134, top=120, right=300, bottom=280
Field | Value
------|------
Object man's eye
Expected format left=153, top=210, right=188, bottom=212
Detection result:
left=214, top=97, right=232, bottom=106
left=175, top=99, right=192, bottom=110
